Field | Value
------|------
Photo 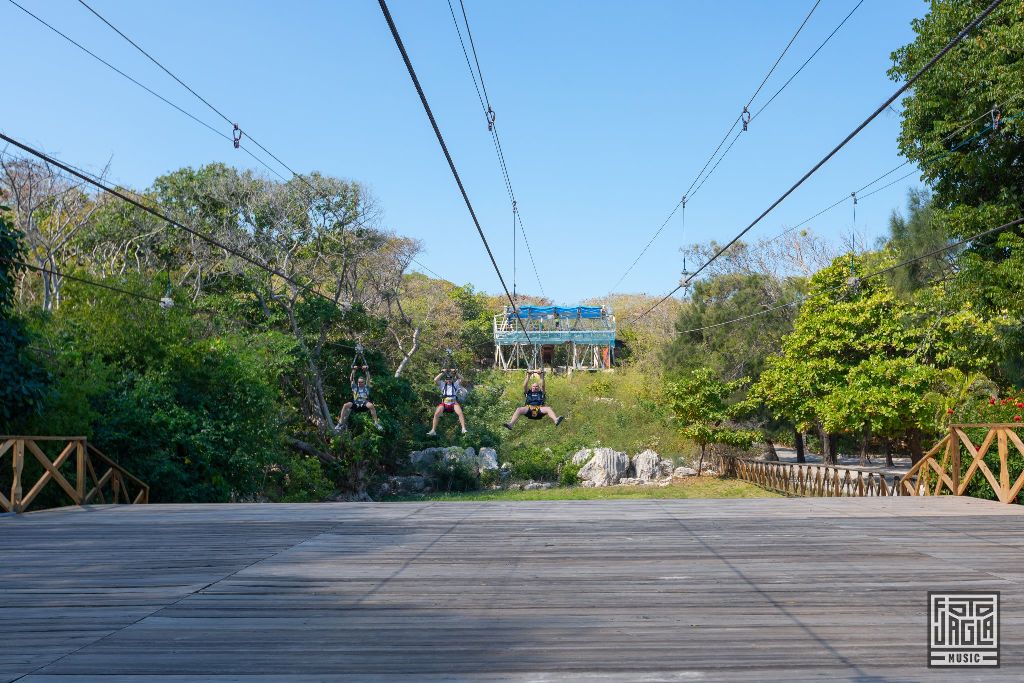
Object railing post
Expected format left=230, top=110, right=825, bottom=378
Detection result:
left=12, top=439, right=24, bottom=513
left=948, top=426, right=960, bottom=495
left=76, top=439, right=86, bottom=501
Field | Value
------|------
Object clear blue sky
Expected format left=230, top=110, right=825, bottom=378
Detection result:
left=3, top=0, right=932, bottom=303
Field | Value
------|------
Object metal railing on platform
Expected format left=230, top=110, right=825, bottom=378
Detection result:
left=0, top=436, right=149, bottom=513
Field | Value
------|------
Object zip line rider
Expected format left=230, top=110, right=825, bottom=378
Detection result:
left=427, top=367, right=468, bottom=436
left=504, top=368, right=563, bottom=429
left=339, top=364, right=383, bottom=431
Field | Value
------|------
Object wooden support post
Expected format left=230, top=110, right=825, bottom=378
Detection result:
left=12, top=439, right=24, bottom=513
left=997, top=428, right=1009, bottom=503
left=76, top=439, right=86, bottom=500
left=948, top=426, right=959, bottom=495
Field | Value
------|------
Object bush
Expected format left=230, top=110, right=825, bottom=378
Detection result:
left=427, top=457, right=479, bottom=492
left=276, top=456, right=334, bottom=502
left=558, top=461, right=581, bottom=487
left=508, top=447, right=563, bottom=481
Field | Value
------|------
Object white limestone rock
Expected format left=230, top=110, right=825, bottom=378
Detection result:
left=673, top=466, right=698, bottom=478
left=478, top=447, right=499, bottom=470
left=571, top=448, right=593, bottom=465
left=632, top=449, right=662, bottom=481
left=578, top=448, right=630, bottom=486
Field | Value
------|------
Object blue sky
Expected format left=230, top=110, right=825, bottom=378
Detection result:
left=3, top=0, right=933, bottom=303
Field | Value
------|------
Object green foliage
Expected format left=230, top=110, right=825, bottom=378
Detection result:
left=274, top=456, right=335, bottom=503
left=558, top=461, right=581, bottom=487
left=665, top=272, right=801, bottom=382
left=507, top=447, right=565, bottom=482
left=425, top=457, right=479, bottom=493
left=666, top=368, right=758, bottom=453
left=889, top=1, right=1024, bottom=384
left=24, top=278, right=292, bottom=502
left=819, top=356, right=935, bottom=438
left=0, top=210, right=49, bottom=430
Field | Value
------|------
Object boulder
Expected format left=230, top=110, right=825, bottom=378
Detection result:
left=387, top=475, right=427, bottom=494
left=409, top=447, right=447, bottom=470
left=523, top=481, right=553, bottom=491
left=673, top=466, right=698, bottom=478
left=478, top=447, right=499, bottom=471
left=578, top=448, right=630, bottom=486
left=571, top=448, right=593, bottom=466
left=580, top=480, right=597, bottom=488
left=618, top=477, right=642, bottom=486
left=659, top=459, right=675, bottom=476
left=633, top=449, right=662, bottom=482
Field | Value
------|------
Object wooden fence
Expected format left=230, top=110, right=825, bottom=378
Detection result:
left=898, top=424, right=1024, bottom=503
left=718, top=456, right=903, bottom=498
left=0, top=436, right=149, bottom=513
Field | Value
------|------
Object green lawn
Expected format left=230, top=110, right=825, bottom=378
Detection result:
left=387, top=476, right=777, bottom=501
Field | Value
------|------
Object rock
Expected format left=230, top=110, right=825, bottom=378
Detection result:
left=659, top=459, right=675, bottom=476
left=508, top=483, right=523, bottom=491
left=388, top=475, right=427, bottom=494
left=633, top=449, right=662, bottom=482
left=478, top=447, right=499, bottom=470
left=618, top=477, right=642, bottom=485
left=673, top=466, right=698, bottom=478
left=524, top=481, right=546, bottom=491
left=578, top=447, right=630, bottom=486
left=580, top=480, right=597, bottom=488
left=409, top=447, right=447, bottom=469
left=571, top=448, right=593, bottom=466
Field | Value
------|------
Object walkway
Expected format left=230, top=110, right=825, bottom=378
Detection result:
left=3, top=498, right=1023, bottom=681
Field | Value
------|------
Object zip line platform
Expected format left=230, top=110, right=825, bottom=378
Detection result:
left=3, top=497, right=1023, bottom=681
left=493, top=305, right=616, bottom=370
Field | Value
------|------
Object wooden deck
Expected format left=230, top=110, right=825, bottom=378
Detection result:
left=3, top=497, right=1024, bottom=681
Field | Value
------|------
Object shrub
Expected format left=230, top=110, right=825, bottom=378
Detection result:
left=427, top=457, right=479, bottom=492
left=558, top=461, right=581, bottom=487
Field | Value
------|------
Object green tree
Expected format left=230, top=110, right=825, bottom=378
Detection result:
left=889, top=0, right=1024, bottom=383
left=0, top=209, right=48, bottom=430
left=666, top=368, right=758, bottom=474
left=819, top=356, right=935, bottom=466
left=752, top=255, right=919, bottom=464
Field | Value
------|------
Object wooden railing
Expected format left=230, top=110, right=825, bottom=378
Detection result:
left=719, top=456, right=902, bottom=498
left=0, top=436, right=149, bottom=513
left=899, top=424, right=1024, bottom=503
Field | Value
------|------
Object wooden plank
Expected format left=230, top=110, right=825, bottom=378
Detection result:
left=1, top=498, right=1023, bottom=681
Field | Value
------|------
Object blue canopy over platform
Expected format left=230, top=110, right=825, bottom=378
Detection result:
left=493, top=304, right=616, bottom=369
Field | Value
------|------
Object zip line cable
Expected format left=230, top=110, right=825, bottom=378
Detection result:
left=750, top=0, right=865, bottom=122
left=446, top=0, right=546, bottom=298
left=673, top=215, right=1024, bottom=336
left=77, top=0, right=303, bottom=180
left=765, top=108, right=1017, bottom=244
left=0, top=132, right=343, bottom=307
left=71, top=0, right=385, bottom=241
left=609, top=0, right=822, bottom=295
left=10, top=259, right=362, bottom=353
left=629, top=0, right=1005, bottom=324
left=4, top=0, right=289, bottom=184
left=377, top=0, right=533, bottom=344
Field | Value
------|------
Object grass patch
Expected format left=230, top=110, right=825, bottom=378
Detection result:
left=470, top=368, right=698, bottom=478
left=386, top=476, right=777, bottom=501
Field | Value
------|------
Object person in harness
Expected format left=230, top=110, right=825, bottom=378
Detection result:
left=427, top=367, right=468, bottom=436
left=338, top=364, right=383, bottom=431
left=504, top=369, right=563, bottom=429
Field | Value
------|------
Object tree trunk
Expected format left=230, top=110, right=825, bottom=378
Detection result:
left=794, top=429, right=806, bottom=463
left=818, top=427, right=838, bottom=466
left=827, top=433, right=839, bottom=465
left=763, top=438, right=779, bottom=462
left=393, top=326, right=420, bottom=378
left=859, top=426, right=871, bottom=467
left=697, top=444, right=706, bottom=476
left=882, top=436, right=893, bottom=468
left=908, top=428, right=923, bottom=465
